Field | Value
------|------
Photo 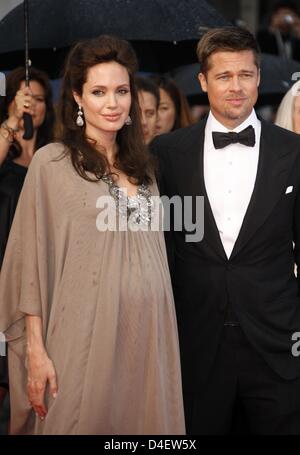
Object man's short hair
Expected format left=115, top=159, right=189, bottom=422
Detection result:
left=197, top=26, right=261, bottom=75
left=135, top=76, right=160, bottom=107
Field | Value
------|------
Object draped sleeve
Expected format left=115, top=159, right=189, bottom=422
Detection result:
left=0, top=144, right=62, bottom=350
left=0, top=143, right=65, bottom=434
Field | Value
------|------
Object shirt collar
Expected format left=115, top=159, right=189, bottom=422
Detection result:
left=205, top=109, right=260, bottom=151
left=207, top=109, right=259, bottom=133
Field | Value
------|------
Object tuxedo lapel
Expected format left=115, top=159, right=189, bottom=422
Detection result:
left=198, top=127, right=228, bottom=260
left=175, top=120, right=227, bottom=260
left=230, top=120, right=298, bottom=260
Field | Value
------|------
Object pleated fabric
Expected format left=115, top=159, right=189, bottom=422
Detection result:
left=0, top=143, right=185, bottom=435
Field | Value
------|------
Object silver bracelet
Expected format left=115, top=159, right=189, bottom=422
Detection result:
left=2, top=120, right=19, bottom=133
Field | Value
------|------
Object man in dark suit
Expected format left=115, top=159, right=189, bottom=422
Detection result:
left=152, top=26, right=300, bottom=435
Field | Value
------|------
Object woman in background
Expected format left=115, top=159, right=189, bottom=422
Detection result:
left=0, top=67, right=54, bottom=423
left=0, top=66, right=55, bottom=264
left=275, top=79, right=300, bottom=133
left=135, top=76, right=160, bottom=144
left=152, top=75, right=193, bottom=135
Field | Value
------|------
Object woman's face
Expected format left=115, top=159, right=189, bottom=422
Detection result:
left=294, top=92, right=300, bottom=134
left=156, top=88, right=176, bottom=135
left=74, top=61, right=131, bottom=139
left=9, top=80, right=46, bottom=129
left=138, top=90, right=158, bottom=144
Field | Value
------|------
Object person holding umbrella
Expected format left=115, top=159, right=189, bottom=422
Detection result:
left=0, top=66, right=55, bottom=429
left=0, top=67, right=54, bottom=167
left=0, top=35, right=185, bottom=435
left=152, top=26, right=300, bottom=434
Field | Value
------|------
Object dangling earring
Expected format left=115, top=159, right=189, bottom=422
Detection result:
left=125, top=115, right=132, bottom=126
left=76, top=105, right=84, bottom=127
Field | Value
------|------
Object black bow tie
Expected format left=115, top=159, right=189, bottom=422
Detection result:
left=212, top=125, right=255, bottom=149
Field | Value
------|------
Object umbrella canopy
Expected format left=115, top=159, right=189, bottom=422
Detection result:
left=171, top=54, right=300, bottom=105
left=0, top=0, right=22, bottom=21
left=0, top=0, right=229, bottom=75
left=0, top=0, right=229, bottom=52
left=259, top=54, right=300, bottom=95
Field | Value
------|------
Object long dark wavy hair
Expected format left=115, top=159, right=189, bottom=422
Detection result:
left=58, top=35, right=153, bottom=184
left=151, top=75, right=193, bottom=131
left=0, top=66, right=55, bottom=160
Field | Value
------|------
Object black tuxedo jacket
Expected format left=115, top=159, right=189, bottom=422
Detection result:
left=152, top=117, right=300, bottom=408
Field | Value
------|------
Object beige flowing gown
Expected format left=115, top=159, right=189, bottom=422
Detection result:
left=0, top=143, right=185, bottom=435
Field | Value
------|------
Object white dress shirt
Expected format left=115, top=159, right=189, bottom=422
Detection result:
left=204, top=109, right=261, bottom=258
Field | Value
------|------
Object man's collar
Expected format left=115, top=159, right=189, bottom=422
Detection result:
left=207, top=109, right=259, bottom=133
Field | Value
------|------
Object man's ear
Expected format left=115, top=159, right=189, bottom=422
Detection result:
left=198, top=72, right=208, bottom=93
left=257, top=68, right=261, bottom=88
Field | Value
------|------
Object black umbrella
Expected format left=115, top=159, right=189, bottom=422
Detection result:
left=171, top=53, right=300, bottom=105
left=170, top=63, right=203, bottom=102
left=23, top=0, right=33, bottom=139
left=0, top=0, right=229, bottom=74
left=0, top=0, right=229, bottom=50
left=259, top=54, right=300, bottom=95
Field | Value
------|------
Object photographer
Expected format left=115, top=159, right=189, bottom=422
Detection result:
left=257, top=1, right=300, bottom=61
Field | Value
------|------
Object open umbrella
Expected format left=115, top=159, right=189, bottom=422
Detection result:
left=171, top=53, right=300, bottom=105
left=0, top=0, right=229, bottom=50
left=0, top=0, right=229, bottom=74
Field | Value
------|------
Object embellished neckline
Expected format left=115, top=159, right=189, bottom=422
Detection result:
left=101, top=174, right=153, bottom=227
left=101, top=174, right=147, bottom=199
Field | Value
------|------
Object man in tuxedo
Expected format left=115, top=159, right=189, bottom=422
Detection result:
left=152, top=26, right=300, bottom=434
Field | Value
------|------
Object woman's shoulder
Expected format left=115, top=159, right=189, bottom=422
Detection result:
left=26, top=142, right=73, bottom=183
left=33, top=142, right=69, bottom=165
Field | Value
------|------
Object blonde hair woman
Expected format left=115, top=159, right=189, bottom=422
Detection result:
left=275, top=79, right=300, bottom=133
